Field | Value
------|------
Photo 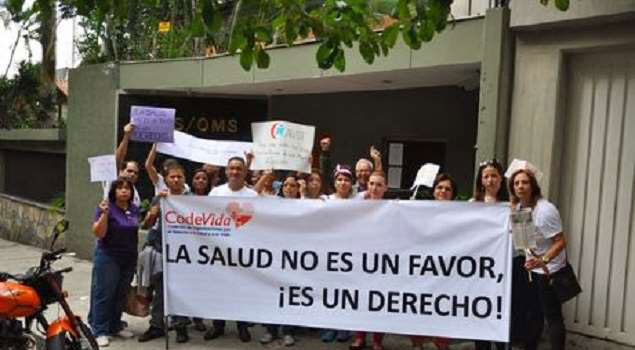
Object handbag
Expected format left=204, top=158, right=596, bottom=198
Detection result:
left=549, top=262, right=582, bottom=303
left=124, top=285, right=151, bottom=317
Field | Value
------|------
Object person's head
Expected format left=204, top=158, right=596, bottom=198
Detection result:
left=355, top=158, right=373, bottom=185
left=202, top=164, right=221, bottom=187
left=161, top=158, right=179, bottom=176
left=474, top=159, right=507, bottom=202
left=307, top=170, right=323, bottom=197
left=191, top=168, right=211, bottom=195
left=226, top=157, right=247, bottom=190
left=333, top=164, right=354, bottom=198
left=367, top=171, right=387, bottom=200
left=281, top=175, right=300, bottom=199
left=433, top=173, right=457, bottom=201
left=119, top=160, right=139, bottom=184
left=164, top=163, right=186, bottom=194
left=508, top=169, right=542, bottom=207
left=108, top=177, right=135, bottom=205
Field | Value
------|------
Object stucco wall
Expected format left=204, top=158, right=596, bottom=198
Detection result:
left=508, top=20, right=635, bottom=199
left=511, top=0, right=635, bottom=28
left=0, top=193, right=65, bottom=249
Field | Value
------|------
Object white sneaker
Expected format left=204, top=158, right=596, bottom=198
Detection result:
left=283, top=335, right=295, bottom=346
left=96, top=335, right=110, bottom=347
left=260, top=332, right=274, bottom=344
left=116, top=329, right=135, bottom=339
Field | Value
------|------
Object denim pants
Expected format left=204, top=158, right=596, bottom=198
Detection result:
left=88, top=248, right=135, bottom=337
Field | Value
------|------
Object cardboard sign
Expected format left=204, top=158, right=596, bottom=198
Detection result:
left=156, top=131, right=253, bottom=166
left=87, top=155, right=117, bottom=182
left=251, top=121, right=315, bottom=173
left=411, top=163, right=440, bottom=189
left=130, top=105, right=176, bottom=143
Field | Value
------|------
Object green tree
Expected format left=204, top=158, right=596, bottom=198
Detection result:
left=4, top=0, right=569, bottom=74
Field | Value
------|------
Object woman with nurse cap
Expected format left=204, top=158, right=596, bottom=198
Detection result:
left=506, top=159, right=568, bottom=350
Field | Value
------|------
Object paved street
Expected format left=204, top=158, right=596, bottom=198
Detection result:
left=0, top=239, right=629, bottom=350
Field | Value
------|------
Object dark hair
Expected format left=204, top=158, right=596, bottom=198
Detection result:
left=227, top=156, right=246, bottom=167
left=473, top=159, right=508, bottom=202
left=119, top=160, right=139, bottom=171
left=432, top=173, right=458, bottom=200
left=332, top=164, right=353, bottom=182
left=108, top=177, right=135, bottom=205
left=279, top=174, right=300, bottom=198
left=164, top=162, right=185, bottom=175
left=508, top=169, right=542, bottom=207
left=191, top=168, right=211, bottom=195
left=161, top=158, right=179, bottom=176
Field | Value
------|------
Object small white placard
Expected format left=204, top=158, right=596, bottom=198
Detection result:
left=388, top=143, right=404, bottom=166
left=411, top=163, right=440, bottom=189
left=388, top=167, right=402, bottom=188
left=251, top=121, right=315, bottom=173
left=87, top=155, right=117, bottom=182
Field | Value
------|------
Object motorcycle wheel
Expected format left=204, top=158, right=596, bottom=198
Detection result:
left=75, top=319, right=99, bottom=350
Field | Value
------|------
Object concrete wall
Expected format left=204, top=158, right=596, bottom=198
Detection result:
left=270, top=86, right=479, bottom=194
left=0, top=193, right=65, bottom=249
left=66, top=64, right=119, bottom=259
left=511, top=0, right=635, bottom=28
left=508, top=20, right=635, bottom=199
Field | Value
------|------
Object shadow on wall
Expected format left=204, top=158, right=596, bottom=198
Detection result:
left=0, top=193, right=66, bottom=250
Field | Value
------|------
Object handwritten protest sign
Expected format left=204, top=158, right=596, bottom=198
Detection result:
left=251, top=121, right=315, bottom=173
left=130, top=105, right=176, bottom=143
left=162, top=197, right=512, bottom=342
left=87, top=155, right=117, bottom=182
left=156, top=131, right=252, bottom=166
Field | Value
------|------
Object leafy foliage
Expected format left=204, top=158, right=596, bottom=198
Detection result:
left=0, top=61, right=62, bottom=129
left=4, top=0, right=570, bottom=75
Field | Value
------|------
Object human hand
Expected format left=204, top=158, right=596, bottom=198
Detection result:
left=244, top=151, right=254, bottom=162
left=157, top=190, right=169, bottom=198
left=298, top=179, right=307, bottom=194
left=524, top=256, right=545, bottom=271
left=319, top=137, right=331, bottom=152
left=124, top=123, right=135, bottom=135
left=98, top=200, right=109, bottom=215
left=370, top=145, right=381, bottom=161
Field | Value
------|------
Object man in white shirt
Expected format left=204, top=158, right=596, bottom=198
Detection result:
left=208, top=157, right=257, bottom=197
left=204, top=156, right=255, bottom=343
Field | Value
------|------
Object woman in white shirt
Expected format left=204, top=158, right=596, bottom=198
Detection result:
left=508, top=168, right=567, bottom=350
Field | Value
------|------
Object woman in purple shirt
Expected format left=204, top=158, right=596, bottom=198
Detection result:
left=88, top=178, right=139, bottom=347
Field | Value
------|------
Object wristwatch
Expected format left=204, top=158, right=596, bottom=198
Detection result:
left=541, top=255, right=551, bottom=264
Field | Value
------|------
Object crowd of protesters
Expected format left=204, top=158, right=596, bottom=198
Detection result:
left=88, top=123, right=569, bottom=350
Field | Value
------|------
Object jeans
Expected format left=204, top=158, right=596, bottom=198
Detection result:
left=88, top=248, right=135, bottom=337
left=149, top=272, right=188, bottom=330
left=525, top=272, right=566, bottom=350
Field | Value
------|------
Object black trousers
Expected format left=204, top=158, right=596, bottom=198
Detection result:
left=525, top=272, right=566, bottom=350
left=475, top=256, right=529, bottom=350
left=213, top=319, right=249, bottom=330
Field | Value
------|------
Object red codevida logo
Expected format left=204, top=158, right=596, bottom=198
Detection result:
left=225, top=201, right=255, bottom=229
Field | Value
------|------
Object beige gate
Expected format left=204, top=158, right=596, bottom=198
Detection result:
left=559, top=49, right=635, bottom=345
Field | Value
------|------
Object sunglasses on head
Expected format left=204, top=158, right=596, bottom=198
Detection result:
left=479, top=159, right=500, bottom=167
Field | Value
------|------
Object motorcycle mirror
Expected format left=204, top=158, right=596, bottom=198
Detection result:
left=50, top=219, right=69, bottom=250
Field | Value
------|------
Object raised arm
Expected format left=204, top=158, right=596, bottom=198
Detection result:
left=145, top=143, right=160, bottom=185
left=116, top=123, right=135, bottom=170
left=92, top=201, right=109, bottom=238
left=370, top=145, right=383, bottom=172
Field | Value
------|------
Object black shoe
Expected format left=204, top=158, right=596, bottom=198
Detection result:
left=138, top=327, right=165, bottom=342
left=176, top=327, right=189, bottom=343
left=238, top=326, right=252, bottom=343
left=204, top=327, right=224, bottom=341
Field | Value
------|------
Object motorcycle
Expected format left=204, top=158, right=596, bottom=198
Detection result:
left=0, top=220, right=98, bottom=350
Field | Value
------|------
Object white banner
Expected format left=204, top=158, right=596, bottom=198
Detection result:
left=161, top=197, right=512, bottom=342
left=156, top=131, right=253, bottom=166
left=251, top=121, right=314, bottom=173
